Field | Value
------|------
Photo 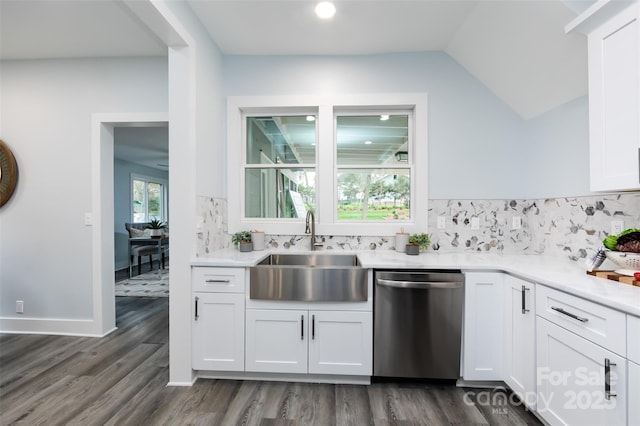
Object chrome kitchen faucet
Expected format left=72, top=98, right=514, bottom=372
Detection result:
left=305, top=210, right=323, bottom=251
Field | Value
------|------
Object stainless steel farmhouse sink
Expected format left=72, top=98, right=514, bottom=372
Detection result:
left=250, top=254, right=368, bottom=302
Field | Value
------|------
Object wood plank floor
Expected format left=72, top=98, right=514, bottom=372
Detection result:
left=0, top=297, right=542, bottom=425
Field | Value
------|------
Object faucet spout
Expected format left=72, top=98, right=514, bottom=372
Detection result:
left=305, top=210, right=323, bottom=251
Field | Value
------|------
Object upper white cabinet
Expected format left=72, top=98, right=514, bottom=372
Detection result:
left=569, top=1, right=640, bottom=191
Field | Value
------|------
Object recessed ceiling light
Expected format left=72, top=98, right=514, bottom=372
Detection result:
left=364, top=140, right=373, bottom=145
left=380, top=114, right=390, bottom=121
left=315, top=2, right=336, bottom=19
left=306, top=115, right=316, bottom=121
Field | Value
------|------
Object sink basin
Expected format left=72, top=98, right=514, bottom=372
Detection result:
left=258, top=253, right=360, bottom=267
left=250, top=254, right=367, bottom=302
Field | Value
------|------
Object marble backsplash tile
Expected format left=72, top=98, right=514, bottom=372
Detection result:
left=196, top=197, right=229, bottom=256
left=197, top=193, right=640, bottom=261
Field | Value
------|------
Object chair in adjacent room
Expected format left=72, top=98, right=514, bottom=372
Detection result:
left=125, top=222, right=168, bottom=276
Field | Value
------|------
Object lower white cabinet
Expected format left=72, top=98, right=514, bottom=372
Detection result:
left=192, top=292, right=245, bottom=371
left=503, top=275, right=536, bottom=410
left=463, top=272, right=504, bottom=381
left=629, top=361, right=640, bottom=426
left=245, top=309, right=372, bottom=376
left=536, top=317, right=627, bottom=426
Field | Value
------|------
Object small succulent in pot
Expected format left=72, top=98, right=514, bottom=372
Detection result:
left=146, top=218, right=167, bottom=236
left=406, top=233, right=431, bottom=255
left=232, top=231, right=253, bottom=252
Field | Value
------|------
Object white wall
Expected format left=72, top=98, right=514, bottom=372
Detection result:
left=0, top=57, right=167, bottom=328
left=222, top=52, right=591, bottom=199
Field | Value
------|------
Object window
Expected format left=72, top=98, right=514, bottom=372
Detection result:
left=228, top=94, right=427, bottom=236
left=335, top=113, right=411, bottom=221
left=245, top=115, right=316, bottom=218
left=132, top=174, right=168, bottom=223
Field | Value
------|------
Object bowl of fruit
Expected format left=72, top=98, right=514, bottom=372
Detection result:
left=603, top=228, right=640, bottom=275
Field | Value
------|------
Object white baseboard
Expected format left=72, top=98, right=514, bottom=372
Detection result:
left=0, top=317, right=117, bottom=337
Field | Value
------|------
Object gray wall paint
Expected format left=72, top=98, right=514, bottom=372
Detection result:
left=223, top=52, right=591, bottom=199
left=113, top=159, right=169, bottom=271
left=0, top=57, right=168, bottom=320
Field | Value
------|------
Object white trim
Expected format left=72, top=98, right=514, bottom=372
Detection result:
left=0, top=317, right=118, bottom=337
left=227, top=93, right=428, bottom=236
left=91, top=112, right=168, bottom=337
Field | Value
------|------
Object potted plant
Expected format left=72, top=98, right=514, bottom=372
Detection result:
left=406, top=233, right=430, bottom=255
left=232, top=231, right=253, bottom=252
left=146, top=219, right=167, bottom=237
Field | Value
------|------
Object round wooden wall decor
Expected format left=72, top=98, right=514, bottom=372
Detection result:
left=0, top=139, right=18, bottom=208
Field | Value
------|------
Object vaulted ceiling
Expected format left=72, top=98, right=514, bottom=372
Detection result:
left=1, top=0, right=593, bottom=121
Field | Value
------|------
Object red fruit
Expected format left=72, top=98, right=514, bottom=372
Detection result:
left=634, top=272, right=640, bottom=281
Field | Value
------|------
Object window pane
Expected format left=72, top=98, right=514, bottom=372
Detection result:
left=246, top=116, right=316, bottom=165
left=132, top=179, right=146, bottom=223
left=245, top=168, right=315, bottom=218
left=337, top=169, right=410, bottom=221
left=147, top=182, right=162, bottom=220
left=336, top=115, right=409, bottom=165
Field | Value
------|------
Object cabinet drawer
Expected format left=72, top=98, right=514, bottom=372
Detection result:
left=536, top=285, right=626, bottom=356
left=628, top=315, right=640, bottom=364
left=192, top=267, right=245, bottom=293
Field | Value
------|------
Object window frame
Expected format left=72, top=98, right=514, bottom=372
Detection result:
left=130, top=173, right=168, bottom=224
left=227, top=94, right=428, bottom=236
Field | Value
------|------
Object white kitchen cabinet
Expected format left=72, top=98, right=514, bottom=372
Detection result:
left=245, top=309, right=308, bottom=374
left=192, top=292, right=245, bottom=371
left=536, top=317, right=626, bottom=426
left=245, top=309, right=372, bottom=376
left=578, top=1, right=640, bottom=191
left=503, top=275, right=536, bottom=410
left=628, top=315, right=640, bottom=425
left=629, top=362, right=640, bottom=426
left=463, top=272, right=504, bottom=381
left=192, top=267, right=246, bottom=371
left=308, top=310, right=372, bottom=375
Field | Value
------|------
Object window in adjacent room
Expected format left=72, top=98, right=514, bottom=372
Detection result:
left=132, top=174, right=167, bottom=223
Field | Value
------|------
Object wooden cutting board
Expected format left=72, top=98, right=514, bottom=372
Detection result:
left=587, top=270, right=640, bottom=286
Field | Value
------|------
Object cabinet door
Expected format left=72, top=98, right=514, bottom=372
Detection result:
left=463, top=272, right=504, bottom=381
left=245, top=309, right=308, bottom=374
left=536, top=317, right=627, bottom=426
left=504, top=275, right=536, bottom=410
left=308, top=310, right=372, bottom=376
left=629, top=361, right=640, bottom=426
left=588, top=3, right=640, bottom=191
left=192, top=292, right=245, bottom=371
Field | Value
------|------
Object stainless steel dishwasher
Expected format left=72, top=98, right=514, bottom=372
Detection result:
left=374, top=270, right=464, bottom=379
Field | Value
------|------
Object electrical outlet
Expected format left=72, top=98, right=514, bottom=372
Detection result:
left=471, top=217, right=480, bottom=230
left=84, top=213, right=92, bottom=226
left=437, top=216, right=446, bottom=230
left=16, top=300, right=24, bottom=314
left=611, top=220, right=624, bottom=235
left=512, top=216, right=522, bottom=230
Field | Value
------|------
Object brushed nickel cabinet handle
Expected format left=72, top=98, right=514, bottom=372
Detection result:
left=605, top=358, right=617, bottom=400
left=205, top=279, right=231, bottom=283
left=312, top=315, right=316, bottom=340
left=551, top=306, right=589, bottom=323
left=521, top=285, right=530, bottom=314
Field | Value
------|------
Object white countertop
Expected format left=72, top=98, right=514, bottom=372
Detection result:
left=192, top=249, right=640, bottom=316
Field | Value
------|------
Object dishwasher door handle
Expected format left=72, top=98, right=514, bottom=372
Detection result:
left=376, top=279, right=463, bottom=289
